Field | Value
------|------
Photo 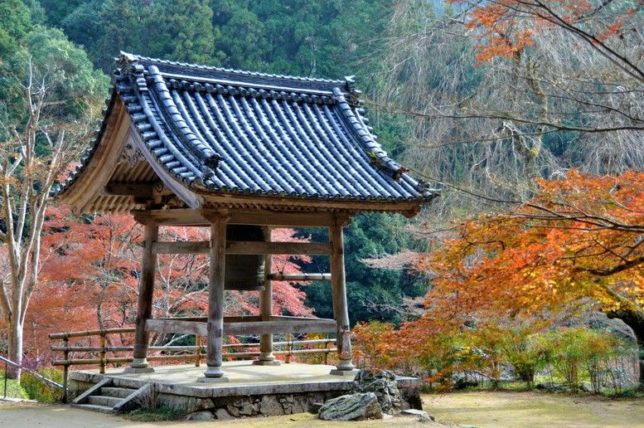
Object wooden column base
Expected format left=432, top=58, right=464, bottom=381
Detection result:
left=197, top=377, right=229, bottom=383
left=329, top=368, right=359, bottom=376
left=124, top=358, right=155, bottom=374
left=202, top=365, right=226, bottom=378
left=253, top=355, right=281, bottom=366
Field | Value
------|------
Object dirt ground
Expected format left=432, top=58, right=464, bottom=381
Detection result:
left=1, top=391, right=643, bottom=428
left=426, top=391, right=644, bottom=428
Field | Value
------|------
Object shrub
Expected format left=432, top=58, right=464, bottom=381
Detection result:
left=502, top=329, right=550, bottom=388
left=0, top=374, right=29, bottom=399
left=540, top=328, right=619, bottom=391
left=353, top=321, right=398, bottom=369
left=458, top=325, right=507, bottom=388
left=21, top=367, right=64, bottom=403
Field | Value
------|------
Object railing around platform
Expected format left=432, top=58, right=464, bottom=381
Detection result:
left=49, top=327, right=337, bottom=400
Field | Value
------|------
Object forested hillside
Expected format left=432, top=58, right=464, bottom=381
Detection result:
left=0, top=0, right=642, bottom=388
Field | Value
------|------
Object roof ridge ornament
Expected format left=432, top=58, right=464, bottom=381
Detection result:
left=344, top=75, right=356, bottom=92
left=119, top=51, right=138, bottom=64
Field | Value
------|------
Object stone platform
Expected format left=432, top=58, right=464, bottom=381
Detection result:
left=68, top=361, right=421, bottom=418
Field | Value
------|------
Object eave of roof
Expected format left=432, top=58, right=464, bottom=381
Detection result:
left=56, top=53, right=437, bottom=212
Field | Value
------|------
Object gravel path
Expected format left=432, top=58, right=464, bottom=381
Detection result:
left=2, top=392, right=643, bottom=427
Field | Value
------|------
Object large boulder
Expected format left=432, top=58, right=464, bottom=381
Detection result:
left=318, top=392, right=383, bottom=421
left=353, top=369, right=402, bottom=414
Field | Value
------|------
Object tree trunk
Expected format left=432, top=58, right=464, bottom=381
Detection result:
left=8, top=317, right=24, bottom=381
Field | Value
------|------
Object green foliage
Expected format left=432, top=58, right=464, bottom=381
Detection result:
left=0, top=373, right=29, bottom=399
left=128, top=405, right=184, bottom=421
left=0, top=26, right=108, bottom=150
left=302, top=213, right=425, bottom=324
left=0, top=4, right=108, bottom=132
left=0, top=0, right=31, bottom=58
left=61, top=0, right=215, bottom=72
left=52, top=0, right=392, bottom=80
left=0, top=0, right=31, bottom=119
left=21, top=368, right=63, bottom=402
left=211, top=0, right=391, bottom=78
left=540, top=328, right=622, bottom=392
left=355, top=318, right=630, bottom=394
left=38, top=0, right=87, bottom=28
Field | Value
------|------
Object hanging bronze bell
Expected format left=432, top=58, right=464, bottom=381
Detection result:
left=225, top=225, right=265, bottom=291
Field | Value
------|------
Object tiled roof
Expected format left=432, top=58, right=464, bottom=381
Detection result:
left=59, top=53, right=434, bottom=205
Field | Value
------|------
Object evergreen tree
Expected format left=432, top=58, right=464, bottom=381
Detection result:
left=61, top=0, right=215, bottom=72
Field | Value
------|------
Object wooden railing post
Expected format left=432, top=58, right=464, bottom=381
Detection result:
left=285, top=333, right=293, bottom=364
left=49, top=328, right=340, bottom=379
left=195, top=336, right=201, bottom=367
left=62, top=335, right=69, bottom=403
left=4, top=358, right=8, bottom=399
left=99, top=331, right=106, bottom=374
left=324, top=339, right=333, bottom=366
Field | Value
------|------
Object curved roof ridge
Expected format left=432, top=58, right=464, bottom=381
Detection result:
left=119, top=52, right=349, bottom=89
left=332, top=88, right=403, bottom=177
left=146, top=65, right=221, bottom=176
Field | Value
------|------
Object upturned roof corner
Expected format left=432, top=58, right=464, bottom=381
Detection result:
left=56, top=53, right=437, bottom=214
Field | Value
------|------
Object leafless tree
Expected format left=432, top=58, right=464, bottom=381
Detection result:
left=0, top=56, right=101, bottom=379
left=375, top=0, right=643, bottom=223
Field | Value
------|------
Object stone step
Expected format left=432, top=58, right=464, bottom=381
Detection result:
left=71, top=403, right=115, bottom=414
left=100, top=387, right=137, bottom=399
left=88, top=395, right=122, bottom=408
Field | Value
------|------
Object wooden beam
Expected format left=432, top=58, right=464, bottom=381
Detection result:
left=131, top=209, right=338, bottom=227
left=131, top=223, right=158, bottom=369
left=104, top=183, right=155, bottom=198
left=66, top=101, right=131, bottom=213
left=145, top=316, right=337, bottom=337
left=198, top=194, right=426, bottom=216
left=226, top=241, right=331, bottom=255
left=146, top=319, right=207, bottom=336
left=223, top=210, right=336, bottom=227
left=269, top=273, right=331, bottom=281
left=132, top=208, right=206, bottom=226
left=225, top=318, right=337, bottom=336
left=153, top=241, right=209, bottom=254
left=151, top=240, right=331, bottom=255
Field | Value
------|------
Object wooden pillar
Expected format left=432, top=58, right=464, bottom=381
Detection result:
left=330, top=215, right=355, bottom=374
left=129, top=222, right=158, bottom=372
left=201, top=215, right=228, bottom=380
left=254, top=227, right=280, bottom=365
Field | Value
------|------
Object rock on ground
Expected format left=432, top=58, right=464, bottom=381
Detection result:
left=402, top=408, right=435, bottom=422
left=215, top=408, right=233, bottom=420
left=353, top=369, right=402, bottom=414
left=318, top=392, right=383, bottom=421
left=185, top=410, right=214, bottom=421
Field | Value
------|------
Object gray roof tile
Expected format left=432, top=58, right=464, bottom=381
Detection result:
left=58, top=53, right=435, bottom=204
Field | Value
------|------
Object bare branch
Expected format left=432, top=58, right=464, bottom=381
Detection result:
left=365, top=99, right=644, bottom=133
left=574, top=255, right=644, bottom=276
